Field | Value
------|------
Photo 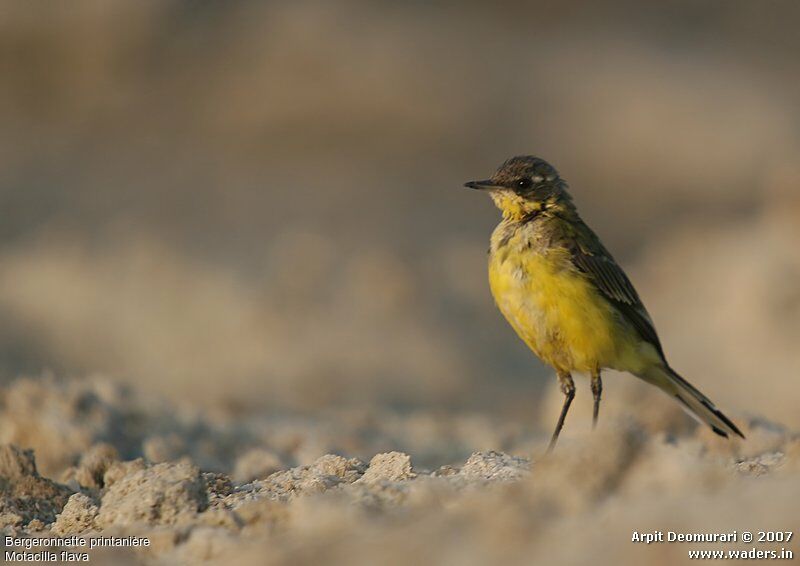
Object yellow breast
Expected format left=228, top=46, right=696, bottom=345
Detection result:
left=489, top=238, right=629, bottom=374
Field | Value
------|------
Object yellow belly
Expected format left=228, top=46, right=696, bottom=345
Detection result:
left=489, top=246, right=643, bottom=374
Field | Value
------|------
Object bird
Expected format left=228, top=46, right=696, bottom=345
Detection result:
left=465, top=155, right=744, bottom=452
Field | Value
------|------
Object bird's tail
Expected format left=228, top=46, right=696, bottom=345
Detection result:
left=638, top=365, right=745, bottom=439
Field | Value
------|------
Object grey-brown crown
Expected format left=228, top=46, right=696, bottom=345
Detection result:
left=490, top=155, right=561, bottom=189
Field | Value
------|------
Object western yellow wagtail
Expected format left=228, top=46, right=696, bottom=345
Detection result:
left=465, top=155, right=744, bottom=451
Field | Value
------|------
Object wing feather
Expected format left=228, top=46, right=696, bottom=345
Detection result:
left=569, top=234, right=665, bottom=359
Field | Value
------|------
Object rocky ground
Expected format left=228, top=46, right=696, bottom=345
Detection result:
left=1, top=376, right=798, bottom=565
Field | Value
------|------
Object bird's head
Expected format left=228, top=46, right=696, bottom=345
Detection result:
left=465, top=155, right=573, bottom=221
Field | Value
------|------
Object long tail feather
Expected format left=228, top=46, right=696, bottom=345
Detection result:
left=639, top=365, right=745, bottom=439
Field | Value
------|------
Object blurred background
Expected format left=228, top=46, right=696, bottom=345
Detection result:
left=0, top=0, right=799, bottom=430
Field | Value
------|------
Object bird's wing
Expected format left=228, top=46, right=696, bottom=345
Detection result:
left=568, top=227, right=665, bottom=359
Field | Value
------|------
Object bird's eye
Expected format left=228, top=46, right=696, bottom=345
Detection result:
left=516, top=177, right=533, bottom=190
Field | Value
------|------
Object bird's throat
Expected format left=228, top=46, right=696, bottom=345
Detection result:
left=491, top=193, right=543, bottom=222
left=491, top=192, right=576, bottom=223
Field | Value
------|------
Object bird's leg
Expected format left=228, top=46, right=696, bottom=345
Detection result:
left=546, top=371, right=575, bottom=453
left=591, top=369, right=603, bottom=430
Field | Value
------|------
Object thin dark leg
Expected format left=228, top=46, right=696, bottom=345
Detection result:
left=546, top=371, right=575, bottom=454
left=591, top=369, right=603, bottom=430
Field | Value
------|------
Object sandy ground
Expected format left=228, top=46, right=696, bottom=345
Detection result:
left=2, top=4, right=800, bottom=565
left=1, top=376, right=797, bottom=565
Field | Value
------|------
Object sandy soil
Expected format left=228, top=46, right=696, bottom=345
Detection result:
left=1, top=376, right=797, bottom=565
left=2, top=4, right=800, bottom=565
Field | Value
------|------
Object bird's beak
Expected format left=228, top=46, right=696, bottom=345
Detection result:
left=464, top=179, right=500, bottom=191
